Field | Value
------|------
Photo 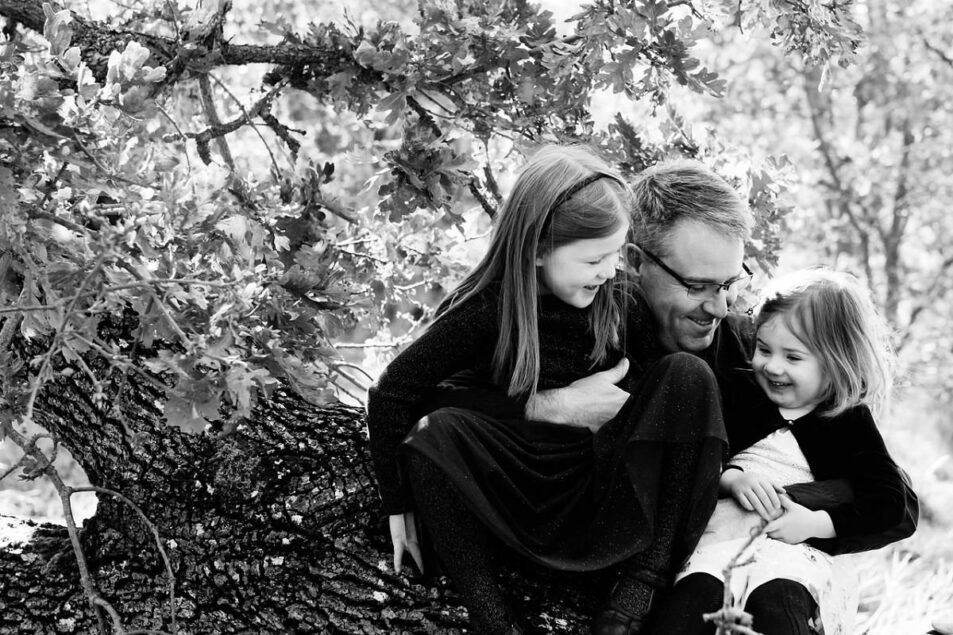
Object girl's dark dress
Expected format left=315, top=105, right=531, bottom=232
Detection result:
left=366, top=285, right=728, bottom=572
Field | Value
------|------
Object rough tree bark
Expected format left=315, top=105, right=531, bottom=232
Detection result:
left=0, top=340, right=605, bottom=634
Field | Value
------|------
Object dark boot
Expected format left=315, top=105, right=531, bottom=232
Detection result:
left=591, top=569, right=664, bottom=635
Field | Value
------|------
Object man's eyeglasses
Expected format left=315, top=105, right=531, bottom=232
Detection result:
left=639, top=246, right=753, bottom=301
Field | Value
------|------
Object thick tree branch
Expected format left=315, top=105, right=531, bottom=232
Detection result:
left=0, top=0, right=353, bottom=77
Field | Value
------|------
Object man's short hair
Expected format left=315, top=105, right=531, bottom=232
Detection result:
left=630, top=159, right=753, bottom=255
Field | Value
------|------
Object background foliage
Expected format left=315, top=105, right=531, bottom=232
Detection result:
left=1, top=0, right=951, bottom=632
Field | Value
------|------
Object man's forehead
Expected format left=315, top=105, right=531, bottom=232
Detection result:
left=661, top=222, right=745, bottom=278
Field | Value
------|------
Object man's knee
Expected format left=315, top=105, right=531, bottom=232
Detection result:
left=413, top=406, right=468, bottom=433
left=655, top=352, right=717, bottom=385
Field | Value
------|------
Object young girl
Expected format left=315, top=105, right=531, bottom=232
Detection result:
left=650, top=268, right=913, bottom=635
left=367, top=144, right=729, bottom=635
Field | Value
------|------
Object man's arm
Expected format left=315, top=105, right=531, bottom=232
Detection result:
left=526, top=358, right=630, bottom=432
left=417, top=358, right=631, bottom=431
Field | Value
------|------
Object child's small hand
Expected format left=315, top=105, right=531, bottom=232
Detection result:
left=722, top=470, right=786, bottom=521
left=764, top=495, right=835, bottom=544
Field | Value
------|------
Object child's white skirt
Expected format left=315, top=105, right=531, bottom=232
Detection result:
left=676, top=428, right=857, bottom=635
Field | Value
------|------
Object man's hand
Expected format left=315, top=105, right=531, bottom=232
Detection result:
left=721, top=469, right=786, bottom=521
left=388, top=512, right=424, bottom=574
left=764, top=495, right=836, bottom=544
left=525, top=358, right=630, bottom=432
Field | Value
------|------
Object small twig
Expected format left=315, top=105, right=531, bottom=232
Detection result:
left=0, top=452, right=30, bottom=483
left=337, top=248, right=387, bottom=264
left=156, top=104, right=192, bottom=173
left=7, top=427, right=108, bottom=634
left=207, top=73, right=283, bottom=176
left=311, top=195, right=358, bottom=224
left=407, top=96, right=443, bottom=138
left=0, top=286, right=27, bottom=365
left=23, top=254, right=107, bottom=422
left=330, top=375, right=365, bottom=403
left=189, top=84, right=283, bottom=160
left=74, top=486, right=178, bottom=633
left=29, top=209, right=91, bottom=236
left=61, top=337, right=104, bottom=392
left=93, top=597, right=126, bottom=632
left=468, top=179, right=496, bottom=218
left=70, top=333, right=170, bottom=393
left=331, top=362, right=374, bottom=383
left=198, top=75, right=235, bottom=170
left=704, top=519, right=769, bottom=635
left=0, top=278, right=237, bottom=315
left=334, top=340, right=409, bottom=349
left=260, top=112, right=302, bottom=158
left=923, top=37, right=953, bottom=69
left=483, top=163, right=502, bottom=203
left=72, top=135, right=147, bottom=188
left=39, top=163, right=70, bottom=208
left=165, top=0, right=181, bottom=41
left=116, top=262, right=192, bottom=348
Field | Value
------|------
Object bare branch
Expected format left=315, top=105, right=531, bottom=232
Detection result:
left=189, top=83, right=283, bottom=164
left=208, top=73, right=285, bottom=175
left=468, top=179, right=496, bottom=218
left=6, top=425, right=109, bottom=633
left=198, top=74, right=235, bottom=169
left=75, top=486, right=178, bottom=633
left=923, top=38, right=953, bottom=69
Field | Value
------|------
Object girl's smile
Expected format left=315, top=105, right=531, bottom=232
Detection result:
left=751, top=316, right=828, bottom=419
left=536, top=224, right=628, bottom=308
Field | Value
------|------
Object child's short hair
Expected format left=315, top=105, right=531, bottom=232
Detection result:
left=754, top=268, right=894, bottom=417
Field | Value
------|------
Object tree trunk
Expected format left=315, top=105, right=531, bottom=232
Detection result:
left=1, top=353, right=602, bottom=634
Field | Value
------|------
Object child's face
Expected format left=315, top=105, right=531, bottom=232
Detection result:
left=752, top=315, right=828, bottom=416
left=536, top=224, right=628, bottom=309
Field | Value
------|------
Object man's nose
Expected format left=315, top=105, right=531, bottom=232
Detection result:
left=702, top=287, right=729, bottom=318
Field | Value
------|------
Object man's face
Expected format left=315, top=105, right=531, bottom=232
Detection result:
left=635, top=220, right=746, bottom=353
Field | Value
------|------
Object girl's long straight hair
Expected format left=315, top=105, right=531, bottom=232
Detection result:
left=755, top=268, right=895, bottom=417
left=437, top=144, right=632, bottom=399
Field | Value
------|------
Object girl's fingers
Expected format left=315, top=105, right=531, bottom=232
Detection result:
left=764, top=484, right=782, bottom=511
left=737, top=493, right=754, bottom=512
left=746, top=492, right=769, bottom=520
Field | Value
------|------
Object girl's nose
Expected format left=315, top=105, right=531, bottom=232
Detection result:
left=764, top=357, right=784, bottom=375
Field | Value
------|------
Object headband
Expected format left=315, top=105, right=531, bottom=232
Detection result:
left=543, top=172, right=625, bottom=229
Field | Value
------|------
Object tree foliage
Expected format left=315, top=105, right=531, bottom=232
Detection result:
left=0, top=0, right=865, bottom=430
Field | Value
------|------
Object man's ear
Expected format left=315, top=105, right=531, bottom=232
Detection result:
left=627, top=243, right=644, bottom=278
